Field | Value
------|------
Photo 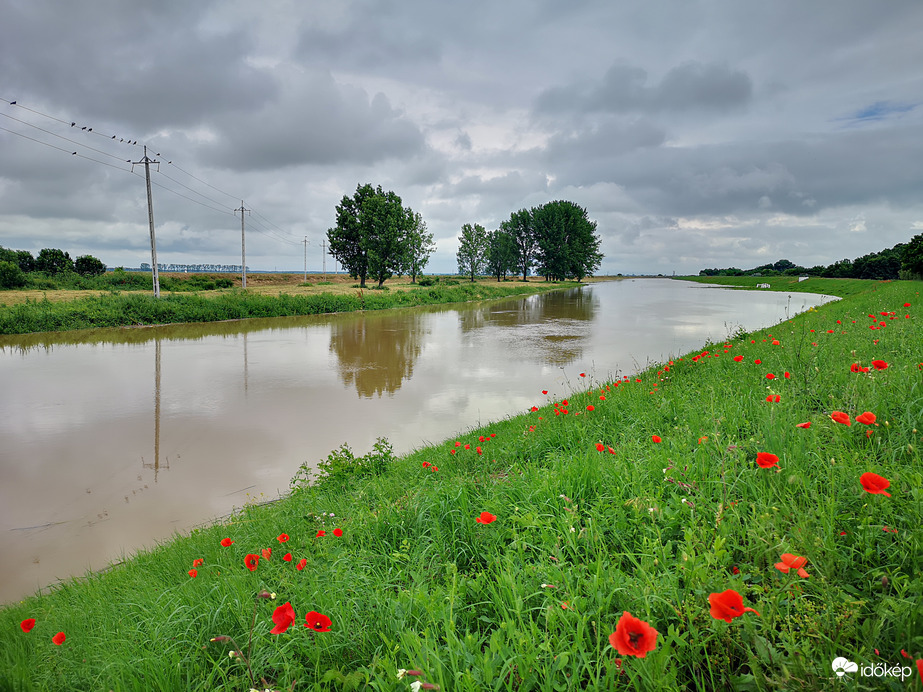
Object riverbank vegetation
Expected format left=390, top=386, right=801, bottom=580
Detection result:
left=2, top=279, right=921, bottom=690
left=678, top=275, right=888, bottom=298
left=696, top=232, right=923, bottom=281
left=0, top=276, right=581, bottom=335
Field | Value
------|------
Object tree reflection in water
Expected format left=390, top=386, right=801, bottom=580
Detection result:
left=329, top=311, right=427, bottom=398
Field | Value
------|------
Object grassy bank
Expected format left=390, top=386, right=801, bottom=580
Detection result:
left=2, top=280, right=922, bottom=691
left=677, top=275, right=880, bottom=298
left=0, top=280, right=578, bottom=335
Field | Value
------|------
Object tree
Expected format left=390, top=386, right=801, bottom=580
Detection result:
left=531, top=201, right=603, bottom=281
left=36, top=248, right=74, bottom=275
left=15, top=250, right=35, bottom=273
left=901, top=233, right=923, bottom=279
left=402, top=212, right=435, bottom=283
left=0, top=261, right=26, bottom=289
left=486, top=228, right=517, bottom=282
left=327, top=183, right=414, bottom=288
left=456, top=223, right=488, bottom=281
left=503, top=209, right=537, bottom=281
left=75, top=255, right=106, bottom=277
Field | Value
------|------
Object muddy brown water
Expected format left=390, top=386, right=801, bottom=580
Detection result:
left=0, top=279, right=834, bottom=604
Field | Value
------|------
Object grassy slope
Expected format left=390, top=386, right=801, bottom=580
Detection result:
left=2, top=279, right=921, bottom=691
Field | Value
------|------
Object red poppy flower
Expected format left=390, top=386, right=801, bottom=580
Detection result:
left=277, top=533, right=289, bottom=543
left=784, top=372, right=791, bottom=378
left=220, top=538, right=234, bottom=547
left=756, top=452, right=779, bottom=469
left=765, top=395, right=780, bottom=403
left=830, top=411, right=851, bottom=426
left=771, top=339, right=780, bottom=345
left=192, top=558, right=204, bottom=568
left=608, top=611, right=658, bottom=658
left=596, top=442, right=605, bottom=452
left=270, top=602, right=296, bottom=635
left=188, top=569, right=198, bottom=578
left=20, top=618, right=36, bottom=633
left=774, top=553, right=810, bottom=578
left=856, top=412, right=877, bottom=425
left=652, top=435, right=662, bottom=443
left=708, top=589, right=760, bottom=623
left=607, top=446, right=616, bottom=454
left=872, top=360, right=889, bottom=370
left=766, top=373, right=775, bottom=380
left=754, top=359, right=761, bottom=364
left=796, top=422, right=811, bottom=429
left=542, top=390, right=548, bottom=394
left=244, top=554, right=259, bottom=571
left=316, top=530, right=326, bottom=537
left=860, top=472, right=892, bottom=496
left=422, top=461, right=431, bottom=468
left=475, top=511, right=497, bottom=524
left=333, top=528, right=343, bottom=537
left=52, top=632, right=66, bottom=646
left=904, top=302, right=911, bottom=307
left=733, top=355, right=744, bottom=362
left=455, top=441, right=461, bottom=447
left=304, top=611, right=332, bottom=632
left=586, top=405, right=595, bottom=411
left=478, top=435, right=485, bottom=442
left=464, top=444, right=470, bottom=450
left=600, top=395, right=606, bottom=401
left=731, top=566, right=740, bottom=575
left=476, top=446, right=483, bottom=455
left=261, top=548, right=272, bottom=561
left=283, top=552, right=293, bottom=562
left=296, top=558, right=307, bottom=571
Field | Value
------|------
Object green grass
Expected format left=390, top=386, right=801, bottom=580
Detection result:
left=677, top=275, right=884, bottom=298
left=0, top=282, right=572, bottom=335
left=2, top=280, right=922, bottom=691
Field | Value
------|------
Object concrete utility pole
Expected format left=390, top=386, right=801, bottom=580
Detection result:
left=132, top=146, right=160, bottom=297
left=235, top=201, right=250, bottom=288
left=322, top=238, right=327, bottom=282
left=303, top=237, right=309, bottom=282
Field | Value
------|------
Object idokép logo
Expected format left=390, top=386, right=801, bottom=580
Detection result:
left=832, top=656, right=913, bottom=681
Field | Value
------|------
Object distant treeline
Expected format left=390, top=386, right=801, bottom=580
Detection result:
left=699, top=233, right=923, bottom=280
left=140, top=263, right=249, bottom=273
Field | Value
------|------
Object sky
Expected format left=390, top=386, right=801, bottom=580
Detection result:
left=2, top=0, right=923, bottom=276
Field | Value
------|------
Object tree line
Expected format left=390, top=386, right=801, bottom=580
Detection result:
left=0, top=246, right=106, bottom=288
left=457, top=200, right=603, bottom=282
left=699, top=234, right=923, bottom=281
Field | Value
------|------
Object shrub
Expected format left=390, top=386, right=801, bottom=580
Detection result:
left=75, top=255, right=106, bottom=277
left=290, top=437, right=395, bottom=491
left=0, top=261, right=26, bottom=289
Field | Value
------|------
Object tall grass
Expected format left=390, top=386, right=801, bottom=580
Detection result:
left=1, top=280, right=921, bottom=691
left=0, top=282, right=569, bottom=335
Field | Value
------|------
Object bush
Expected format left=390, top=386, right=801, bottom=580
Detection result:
left=290, top=437, right=395, bottom=491
left=0, top=261, right=26, bottom=289
left=417, top=276, right=437, bottom=286
left=75, top=255, right=106, bottom=277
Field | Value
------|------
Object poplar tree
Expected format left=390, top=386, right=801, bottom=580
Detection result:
left=456, top=223, right=488, bottom=282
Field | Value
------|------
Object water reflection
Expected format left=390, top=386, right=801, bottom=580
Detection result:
left=329, top=311, right=427, bottom=398
left=458, top=286, right=600, bottom=365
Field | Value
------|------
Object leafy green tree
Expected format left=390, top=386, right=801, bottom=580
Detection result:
left=0, top=246, right=16, bottom=265
left=486, top=229, right=517, bottom=282
left=0, top=261, right=26, bottom=289
left=16, top=250, right=35, bottom=273
left=901, top=233, right=923, bottom=279
left=502, top=209, right=536, bottom=281
left=327, top=183, right=413, bottom=288
left=36, top=248, right=74, bottom=275
left=402, top=212, right=435, bottom=283
left=531, top=200, right=603, bottom=281
left=456, top=223, right=488, bottom=282
left=75, top=255, right=107, bottom=277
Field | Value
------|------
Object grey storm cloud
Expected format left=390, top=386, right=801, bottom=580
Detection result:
left=535, top=61, right=752, bottom=115
left=196, top=71, right=426, bottom=171
left=3, top=0, right=923, bottom=276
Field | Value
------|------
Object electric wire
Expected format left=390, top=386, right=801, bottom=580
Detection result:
left=3, top=96, right=306, bottom=247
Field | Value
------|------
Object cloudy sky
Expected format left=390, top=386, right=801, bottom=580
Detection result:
left=2, top=0, right=922, bottom=276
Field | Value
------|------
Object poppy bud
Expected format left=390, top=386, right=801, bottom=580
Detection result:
left=881, top=576, right=889, bottom=589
